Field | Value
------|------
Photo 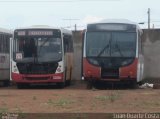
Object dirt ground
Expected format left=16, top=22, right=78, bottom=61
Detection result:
left=0, top=81, right=160, bottom=113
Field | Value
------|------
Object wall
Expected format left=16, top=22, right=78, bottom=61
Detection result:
left=142, top=29, right=160, bottom=80
left=72, top=31, right=82, bottom=80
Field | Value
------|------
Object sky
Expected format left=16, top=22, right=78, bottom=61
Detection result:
left=0, top=0, right=160, bottom=30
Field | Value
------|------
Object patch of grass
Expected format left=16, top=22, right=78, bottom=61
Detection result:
left=141, top=101, right=160, bottom=108
left=0, top=107, right=8, bottom=113
left=95, top=93, right=119, bottom=103
left=90, top=101, right=97, bottom=110
left=47, top=98, right=74, bottom=107
left=14, top=105, right=23, bottom=113
left=52, top=94, right=59, bottom=97
left=0, top=101, right=8, bottom=113
left=32, top=96, right=37, bottom=100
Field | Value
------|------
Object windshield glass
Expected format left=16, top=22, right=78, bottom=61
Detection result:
left=13, top=37, right=62, bottom=62
left=86, top=31, right=136, bottom=58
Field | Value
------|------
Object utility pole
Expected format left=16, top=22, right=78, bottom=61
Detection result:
left=62, top=19, right=79, bottom=30
left=147, top=8, right=150, bottom=29
left=152, top=24, right=154, bottom=29
left=74, top=24, right=77, bottom=31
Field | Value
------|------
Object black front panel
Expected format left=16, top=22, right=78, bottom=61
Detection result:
left=87, top=57, right=135, bottom=68
left=101, top=68, right=119, bottom=79
left=87, top=57, right=135, bottom=79
left=17, top=62, right=58, bottom=74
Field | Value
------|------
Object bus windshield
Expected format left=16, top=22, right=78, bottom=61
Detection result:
left=86, top=31, right=136, bottom=58
left=13, top=37, right=62, bottom=62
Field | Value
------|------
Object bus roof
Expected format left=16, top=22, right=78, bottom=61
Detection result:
left=88, top=19, right=142, bottom=33
left=15, top=25, right=72, bottom=35
left=89, top=19, right=140, bottom=27
left=0, top=27, right=12, bottom=34
left=96, top=19, right=137, bottom=25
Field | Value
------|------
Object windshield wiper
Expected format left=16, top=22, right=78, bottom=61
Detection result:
left=114, top=39, right=124, bottom=57
left=38, top=38, right=51, bottom=53
left=96, top=44, right=110, bottom=57
left=97, top=37, right=111, bottom=57
left=37, top=38, right=52, bottom=62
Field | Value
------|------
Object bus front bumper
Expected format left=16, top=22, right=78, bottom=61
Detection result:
left=84, top=77, right=136, bottom=82
left=11, top=73, right=64, bottom=83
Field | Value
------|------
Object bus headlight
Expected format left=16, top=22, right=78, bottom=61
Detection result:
left=122, top=61, right=128, bottom=66
left=56, top=67, right=61, bottom=72
left=88, top=59, right=99, bottom=65
left=13, top=65, right=19, bottom=73
left=121, top=59, right=133, bottom=66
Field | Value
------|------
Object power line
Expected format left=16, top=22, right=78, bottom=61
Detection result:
left=0, top=0, right=72, bottom=2
left=138, top=21, right=160, bottom=25
left=0, top=0, right=121, bottom=2
left=148, top=8, right=150, bottom=29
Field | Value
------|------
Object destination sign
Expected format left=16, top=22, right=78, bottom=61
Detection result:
left=16, top=29, right=60, bottom=37
left=17, top=31, right=26, bottom=36
left=87, top=23, right=136, bottom=31
left=28, top=31, right=53, bottom=36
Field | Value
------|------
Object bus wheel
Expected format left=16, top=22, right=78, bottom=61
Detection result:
left=3, top=80, right=10, bottom=87
left=130, top=81, right=138, bottom=89
left=57, top=82, right=65, bottom=89
left=65, top=80, right=71, bottom=86
left=87, top=80, right=93, bottom=89
left=65, top=68, right=72, bottom=86
left=17, top=83, right=29, bottom=89
left=137, top=81, right=143, bottom=86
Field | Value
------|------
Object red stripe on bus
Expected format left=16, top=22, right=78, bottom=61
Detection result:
left=119, top=58, right=138, bottom=79
left=12, top=73, right=64, bottom=83
left=83, top=58, right=101, bottom=79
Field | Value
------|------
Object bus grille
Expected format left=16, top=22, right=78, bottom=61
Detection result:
left=24, top=77, right=49, bottom=80
left=101, top=68, right=119, bottom=79
left=17, top=62, right=58, bottom=74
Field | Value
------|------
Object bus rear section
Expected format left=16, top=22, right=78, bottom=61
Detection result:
left=82, top=20, right=144, bottom=88
left=11, top=26, right=73, bottom=88
left=0, top=28, right=12, bottom=86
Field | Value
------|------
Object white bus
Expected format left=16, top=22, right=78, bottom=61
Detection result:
left=0, top=28, right=12, bottom=86
left=11, top=26, right=73, bottom=88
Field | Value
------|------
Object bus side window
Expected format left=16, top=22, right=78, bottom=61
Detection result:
left=0, top=34, right=7, bottom=53
left=63, top=36, right=68, bottom=53
left=68, top=36, right=73, bottom=52
left=63, top=35, right=73, bottom=53
left=138, top=33, right=142, bottom=55
left=4, top=35, right=10, bottom=53
left=6, top=35, right=10, bottom=53
left=0, top=34, right=2, bottom=53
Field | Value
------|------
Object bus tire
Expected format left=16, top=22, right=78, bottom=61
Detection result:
left=87, top=80, right=93, bottom=89
left=3, top=80, right=10, bottom=87
left=57, top=82, right=65, bottom=89
left=58, top=67, right=66, bottom=88
left=66, top=67, right=72, bottom=86
left=17, top=83, right=29, bottom=89
left=130, top=81, right=138, bottom=89
left=65, top=80, right=71, bottom=86
left=137, top=81, right=143, bottom=86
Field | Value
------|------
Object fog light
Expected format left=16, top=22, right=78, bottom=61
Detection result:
left=129, top=71, right=133, bottom=76
left=87, top=71, right=91, bottom=75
